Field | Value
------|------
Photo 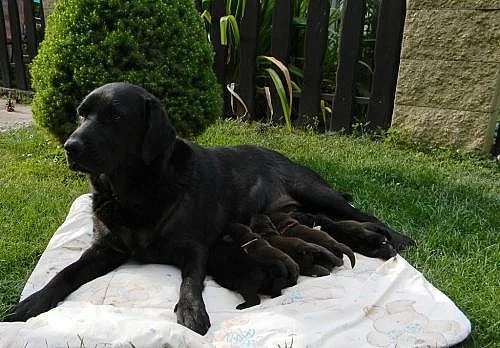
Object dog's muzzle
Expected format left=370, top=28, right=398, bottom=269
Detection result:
left=64, top=138, right=88, bottom=172
left=64, top=138, right=84, bottom=155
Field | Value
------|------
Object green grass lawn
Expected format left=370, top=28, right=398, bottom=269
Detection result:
left=1, top=121, right=498, bottom=346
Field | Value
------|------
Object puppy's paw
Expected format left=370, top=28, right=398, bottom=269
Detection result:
left=175, top=298, right=211, bottom=335
left=283, top=258, right=300, bottom=286
left=330, top=240, right=356, bottom=268
left=236, top=299, right=260, bottom=310
left=311, top=264, right=331, bottom=277
left=299, top=242, right=344, bottom=270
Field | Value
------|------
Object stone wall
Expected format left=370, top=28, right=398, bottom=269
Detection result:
left=392, top=0, right=500, bottom=153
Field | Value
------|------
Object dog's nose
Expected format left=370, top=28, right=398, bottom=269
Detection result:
left=64, top=138, right=84, bottom=154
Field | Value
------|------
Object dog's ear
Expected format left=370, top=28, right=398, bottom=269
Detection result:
left=142, top=97, right=177, bottom=165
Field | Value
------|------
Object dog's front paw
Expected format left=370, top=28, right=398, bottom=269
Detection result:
left=174, top=298, right=211, bottom=335
left=4, top=290, right=60, bottom=322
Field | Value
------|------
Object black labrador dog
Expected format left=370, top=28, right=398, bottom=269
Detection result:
left=5, top=82, right=413, bottom=334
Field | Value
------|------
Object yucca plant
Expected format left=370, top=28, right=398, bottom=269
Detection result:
left=199, top=0, right=379, bottom=131
left=200, top=0, right=302, bottom=127
left=257, top=55, right=294, bottom=131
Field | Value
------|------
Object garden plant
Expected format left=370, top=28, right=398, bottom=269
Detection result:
left=30, top=0, right=222, bottom=142
left=200, top=0, right=378, bottom=130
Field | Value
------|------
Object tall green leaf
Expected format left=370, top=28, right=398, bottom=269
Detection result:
left=265, top=67, right=292, bottom=132
left=220, top=15, right=240, bottom=47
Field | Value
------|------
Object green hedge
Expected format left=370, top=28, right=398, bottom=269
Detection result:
left=31, top=0, right=222, bottom=142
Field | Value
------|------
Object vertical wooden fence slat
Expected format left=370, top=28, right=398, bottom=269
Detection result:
left=194, top=0, right=202, bottom=12
left=270, top=0, right=292, bottom=123
left=0, top=3, right=11, bottom=87
left=39, top=0, right=45, bottom=39
left=238, top=0, right=259, bottom=119
left=23, top=0, right=38, bottom=60
left=366, top=0, right=406, bottom=130
left=7, top=0, right=27, bottom=89
left=492, top=126, right=500, bottom=156
left=210, top=0, right=229, bottom=116
left=330, top=0, right=365, bottom=132
left=297, top=0, right=330, bottom=126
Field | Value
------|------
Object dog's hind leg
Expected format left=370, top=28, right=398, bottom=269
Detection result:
left=289, top=178, right=414, bottom=252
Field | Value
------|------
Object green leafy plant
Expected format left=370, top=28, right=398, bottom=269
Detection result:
left=203, top=0, right=297, bottom=125
left=257, top=56, right=293, bottom=132
left=31, top=0, right=222, bottom=142
left=200, top=0, right=380, bottom=131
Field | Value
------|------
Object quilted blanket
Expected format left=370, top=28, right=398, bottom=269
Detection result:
left=0, top=194, right=471, bottom=347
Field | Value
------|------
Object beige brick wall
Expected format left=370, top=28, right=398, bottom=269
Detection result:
left=392, top=1, right=500, bottom=152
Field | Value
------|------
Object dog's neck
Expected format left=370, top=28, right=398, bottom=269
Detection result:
left=91, top=138, right=195, bottom=220
left=92, top=160, right=174, bottom=217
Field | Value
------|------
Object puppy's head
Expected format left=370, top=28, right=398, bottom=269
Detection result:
left=64, top=82, right=176, bottom=174
left=250, top=214, right=278, bottom=237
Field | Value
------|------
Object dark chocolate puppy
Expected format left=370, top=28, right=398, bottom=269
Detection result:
left=207, top=239, right=273, bottom=309
left=227, top=223, right=299, bottom=291
left=291, top=212, right=397, bottom=260
left=250, top=214, right=339, bottom=276
left=269, top=212, right=356, bottom=268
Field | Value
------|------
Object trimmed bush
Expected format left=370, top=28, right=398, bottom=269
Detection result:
left=31, top=0, right=222, bottom=142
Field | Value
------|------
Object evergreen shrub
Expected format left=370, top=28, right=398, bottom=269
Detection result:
left=31, top=0, right=222, bottom=142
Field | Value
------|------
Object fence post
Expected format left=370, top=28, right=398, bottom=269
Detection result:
left=7, top=0, right=27, bottom=89
left=366, top=0, right=406, bottom=130
left=492, top=126, right=500, bottom=156
left=330, top=0, right=365, bottom=132
left=210, top=0, right=230, bottom=116
left=23, top=0, right=38, bottom=60
left=39, top=0, right=45, bottom=38
left=297, top=0, right=330, bottom=128
left=0, top=3, right=11, bottom=87
left=238, top=0, right=259, bottom=120
left=194, top=0, right=202, bottom=12
left=269, top=0, right=292, bottom=124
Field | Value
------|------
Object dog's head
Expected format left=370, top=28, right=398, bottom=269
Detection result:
left=64, top=82, right=176, bottom=174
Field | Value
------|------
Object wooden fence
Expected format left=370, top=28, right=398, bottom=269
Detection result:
left=208, top=0, right=406, bottom=133
left=0, top=0, right=44, bottom=90
left=2, top=0, right=498, bottom=155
